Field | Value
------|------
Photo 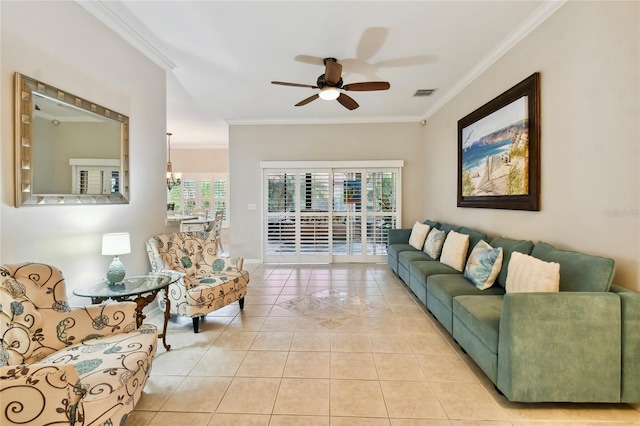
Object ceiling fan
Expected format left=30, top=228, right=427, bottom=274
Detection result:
left=271, top=57, right=390, bottom=110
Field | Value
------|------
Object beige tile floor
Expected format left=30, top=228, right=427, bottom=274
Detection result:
left=130, top=263, right=640, bottom=426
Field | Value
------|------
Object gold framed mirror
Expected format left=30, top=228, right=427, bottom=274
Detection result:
left=14, top=72, right=130, bottom=206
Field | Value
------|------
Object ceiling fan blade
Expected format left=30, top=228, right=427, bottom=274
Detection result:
left=294, top=54, right=326, bottom=65
left=356, top=27, right=389, bottom=61
left=325, top=60, right=342, bottom=85
left=295, top=94, right=319, bottom=107
left=342, top=81, right=390, bottom=91
left=272, top=81, right=318, bottom=89
left=337, top=93, right=359, bottom=110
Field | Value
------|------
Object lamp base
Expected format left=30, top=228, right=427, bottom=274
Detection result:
left=106, top=256, right=126, bottom=284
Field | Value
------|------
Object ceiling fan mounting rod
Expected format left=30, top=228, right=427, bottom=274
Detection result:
left=317, top=75, right=343, bottom=89
left=323, top=57, right=338, bottom=65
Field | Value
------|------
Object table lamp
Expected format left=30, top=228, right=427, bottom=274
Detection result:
left=102, top=232, right=131, bottom=284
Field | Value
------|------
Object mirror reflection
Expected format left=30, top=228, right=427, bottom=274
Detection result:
left=15, top=73, right=130, bottom=206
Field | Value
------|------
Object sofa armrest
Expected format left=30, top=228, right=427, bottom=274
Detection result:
left=39, top=302, right=137, bottom=349
left=145, top=239, right=166, bottom=272
left=1, top=363, right=84, bottom=425
left=497, top=292, right=621, bottom=402
left=387, top=228, right=412, bottom=245
left=610, top=285, right=640, bottom=402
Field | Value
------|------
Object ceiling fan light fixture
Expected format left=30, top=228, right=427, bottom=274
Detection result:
left=319, top=87, right=340, bottom=101
left=272, top=58, right=389, bottom=110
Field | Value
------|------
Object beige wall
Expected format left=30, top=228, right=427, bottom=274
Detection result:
left=1, top=1, right=168, bottom=290
left=423, top=1, right=639, bottom=290
left=171, top=148, right=229, bottom=173
left=229, top=122, right=426, bottom=260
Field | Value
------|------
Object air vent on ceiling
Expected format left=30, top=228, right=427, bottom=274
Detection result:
left=413, top=89, right=437, bottom=97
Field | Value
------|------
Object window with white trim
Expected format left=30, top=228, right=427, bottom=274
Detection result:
left=168, top=173, right=229, bottom=227
left=70, top=158, right=120, bottom=195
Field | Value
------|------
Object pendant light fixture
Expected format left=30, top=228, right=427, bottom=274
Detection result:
left=166, top=132, right=182, bottom=191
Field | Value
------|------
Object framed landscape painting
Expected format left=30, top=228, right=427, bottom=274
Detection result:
left=457, top=72, right=540, bottom=210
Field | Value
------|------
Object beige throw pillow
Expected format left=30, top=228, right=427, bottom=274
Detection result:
left=440, top=230, right=470, bottom=272
left=408, top=222, right=430, bottom=250
left=506, top=252, right=560, bottom=293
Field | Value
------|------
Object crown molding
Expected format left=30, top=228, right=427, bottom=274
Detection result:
left=226, top=115, right=423, bottom=126
left=75, top=0, right=176, bottom=71
left=422, top=0, right=567, bottom=121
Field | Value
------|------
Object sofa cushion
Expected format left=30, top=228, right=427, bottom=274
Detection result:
left=464, top=240, right=503, bottom=290
left=388, top=243, right=416, bottom=260
left=423, top=219, right=441, bottom=229
left=428, top=275, right=506, bottom=310
left=408, top=260, right=461, bottom=287
left=183, top=270, right=249, bottom=317
left=426, top=274, right=505, bottom=333
left=453, top=295, right=504, bottom=382
left=38, top=324, right=157, bottom=425
left=438, top=223, right=460, bottom=234
left=399, top=250, right=435, bottom=268
left=531, top=242, right=615, bottom=292
left=453, top=295, right=504, bottom=354
left=459, top=227, right=489, bottom=257
left=489, top=237, right=535, bottom=288
left=387, top=228, right=413, bottom=246
left=506, top=252, right=560, bottom=293
left=408, top=222, right=431, bottom=250
left=387, top=241, right=416, bottom=274
left=423, top=228, right=446, bottom=259
left=440, top=231, right=469, bottom=272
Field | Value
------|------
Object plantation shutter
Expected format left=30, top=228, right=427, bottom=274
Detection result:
left=266, top=171, right=297, bottom=258
left=262, top=161, right=402, bottom=263
left=299, top=171, right=331, bottom=256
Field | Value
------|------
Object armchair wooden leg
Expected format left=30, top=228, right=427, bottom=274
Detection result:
left=239, top=297, right=245, bottom=310
left=192, top=316, right=200, bottom=333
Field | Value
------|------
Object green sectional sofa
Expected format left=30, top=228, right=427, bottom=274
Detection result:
left=388, top=220, right=640, bottom=403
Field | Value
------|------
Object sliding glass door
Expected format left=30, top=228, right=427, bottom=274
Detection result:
left=263, top=162, right=401, bottom=264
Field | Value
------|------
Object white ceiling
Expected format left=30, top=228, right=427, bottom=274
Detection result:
left=78, top=1, right=564, bottom=148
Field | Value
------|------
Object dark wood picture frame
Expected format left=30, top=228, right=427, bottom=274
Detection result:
left=457, top=72, right=540, bottom=210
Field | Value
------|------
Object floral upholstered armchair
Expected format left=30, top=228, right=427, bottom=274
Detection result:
left=0, top=263, right=157, bottom=426
left=146, top=232, right=248, bottom=333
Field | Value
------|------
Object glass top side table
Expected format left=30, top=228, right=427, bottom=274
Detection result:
left=73, top=272, right=180, bottom=350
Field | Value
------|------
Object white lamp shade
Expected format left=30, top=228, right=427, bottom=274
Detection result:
left=102, top=232, right=131, bottom=256
left=319, top=87, right=340, bottom=100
